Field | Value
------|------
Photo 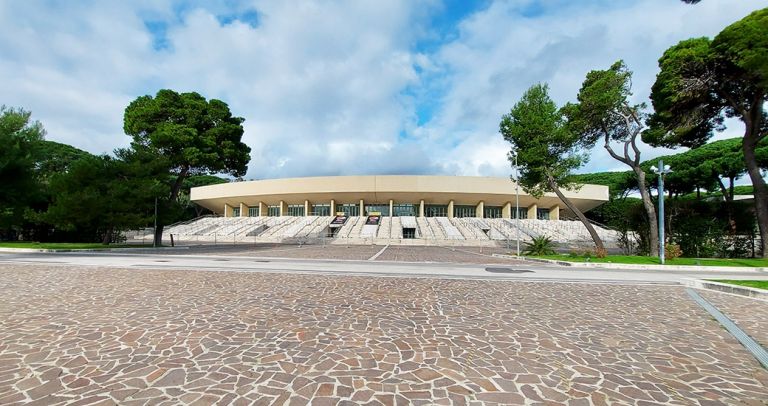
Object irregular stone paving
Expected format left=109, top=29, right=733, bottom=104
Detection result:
left=375, top=246, right=515, bottom=264
left=183, top=244, right=384, bottom=261
left=1, top=264, right=767, bottom=405
left=188, top=244, right=517, bottom=264
left=699, top=290, right=768, bottom=349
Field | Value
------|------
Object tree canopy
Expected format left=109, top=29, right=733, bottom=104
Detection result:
left=564, top=60, right=661, bottom=256
left=645, top=7, right=768, bottom=257
left=42, top=153, right=163, bottom=243
left=500, top=83, right=605, bottom=254
left=0, top=106, right=45, bottom=231
left=500, top=84, right=587, bottom=197
left=123, top=89, right=251, bottom=245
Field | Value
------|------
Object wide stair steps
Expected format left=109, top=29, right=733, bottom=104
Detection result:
left=416, top=217, right=434, bottom=239
left=376, top=217, right=391, bottom=239
left=436, top=217, right=464, bottom=240
left=338, top=217, right=360, bottom=238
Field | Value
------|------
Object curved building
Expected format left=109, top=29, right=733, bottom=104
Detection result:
left=190, top=175, right=608, bottom=220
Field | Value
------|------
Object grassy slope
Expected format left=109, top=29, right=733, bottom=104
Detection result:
left=709, top=280, right=768, bottom=290
left=0, top=242, right=152, bottom=250
left=531, top=254, right=768, bottom=268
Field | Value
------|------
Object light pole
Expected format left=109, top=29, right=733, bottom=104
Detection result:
left=509, top=150, right=521, bottom=256
left=651, top=160, right=672, bottom=264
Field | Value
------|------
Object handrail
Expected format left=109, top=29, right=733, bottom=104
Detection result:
left=560, top=215, right=621, bottom=233
left=165, top=214, right=219, bottom=230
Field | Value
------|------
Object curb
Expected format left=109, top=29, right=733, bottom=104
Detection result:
left=0, top=246, right=189, bottom=253
left=519, top=257, right=768, bottom=272
left=682, top=279, right=768, bottom=302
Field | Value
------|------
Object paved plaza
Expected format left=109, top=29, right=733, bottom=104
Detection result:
left=172, top=244, right=516, bottom=264
left=1, top=263, right=768, bottom=405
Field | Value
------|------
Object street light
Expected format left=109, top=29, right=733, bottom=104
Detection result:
left=509, top=150, right=521, bottom=256
left=651, top=159, right=672, bottom=264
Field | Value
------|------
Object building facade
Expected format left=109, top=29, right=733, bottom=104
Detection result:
left=190, top=175, right=609, bottom=221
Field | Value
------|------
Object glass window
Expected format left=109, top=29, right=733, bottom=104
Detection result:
left=231, top=207, right=240, bottom=217
left=287, top=204, right=305, bottom=216
left=365, top=204, right=389, bottom=216
left=267, top=205, right=280, bottom=216
left=337, top=203, right=360, bottom=216
left=311, top=204, right=330, bottom=216
left=454, top=205, right=476, bottom=218
left=484, top=206, right=502, bottom=219
left=537, top=208, right=550, bottom=220
left=403, top=228, right=416, bottom=239
left=511, top=207, right=527, bottom=219
left=392, top=203, right=416, bottom=217
left=248, top=206, right=260, bottom=217
left=425, top=204, right=448, bottom=217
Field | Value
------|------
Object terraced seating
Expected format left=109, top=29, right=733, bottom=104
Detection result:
left=376, top=217, right=391, bottom=239
left=451, top=218, right=489, bottom=240
left=158, top=214, right=625, bottom=248
left=426, top=218, right=446, bottom=239
left=281, top=216, right=318, bottom=238
left=259, top=217, right=301, bottom=238
left=415, top=217, right=434, bottom=239
left=338, top=217, right=360, bottom=238
left=360, top=223, right=378, bottom=238
left=390, top=217, right=403, bottom=239
left=435, top=217, right=463, bottom=239
left=485, top=218, right=624, bottom=247
left=298, top=217, right=333, bottom=238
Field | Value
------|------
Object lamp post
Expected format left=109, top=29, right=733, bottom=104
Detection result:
left=651, top=160, right=672, bottom=264
left=509, top=150, right=521, bottom=256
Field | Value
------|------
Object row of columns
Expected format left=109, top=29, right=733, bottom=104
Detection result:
left=224, top=200, right=560, bottom=220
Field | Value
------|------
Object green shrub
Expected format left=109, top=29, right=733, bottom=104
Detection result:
left=524, top=236, right=556, bottom=256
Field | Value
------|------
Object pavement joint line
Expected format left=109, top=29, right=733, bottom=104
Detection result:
left=686, top=288, right=768, bottom=370
left=367, top=244, right=389, bottom=261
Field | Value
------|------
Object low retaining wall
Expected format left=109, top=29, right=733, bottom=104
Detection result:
left=683, top=279, right=768, bottom=302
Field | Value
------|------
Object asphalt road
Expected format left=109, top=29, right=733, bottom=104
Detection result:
left=1, top=250, right=766, bottom=284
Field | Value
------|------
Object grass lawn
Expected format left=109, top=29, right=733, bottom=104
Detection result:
left=0, top=241, right=154, bottom=250
left=530, top=254, right=768, bottom=268
left=709, top=280, right=768, bottom=290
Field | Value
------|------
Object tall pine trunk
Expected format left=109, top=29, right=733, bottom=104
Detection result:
left=743, top=137, right=768, bottom=258
left=634, top=168, right=659, bottom=257
left=547, top=175, right=605, bottom=255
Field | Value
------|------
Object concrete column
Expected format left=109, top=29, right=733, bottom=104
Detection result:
left=279, top=200, right=287, bottom=216
left=330, top=199, right=336, bottom=215
left=419, top=200, right=425, bottom=217
left=258, top=201, right=266, bottom=217
left=239, top=203, right=247, bottom=217
left=304, top=200, right=310, bottom=216
left=389, top=200, right=394, bottom=217
left=224, top=203, right=231, bottom=218
left=359, top=199, right=365, bottom=217
left=549, top=205, right=560, bottom=221
left=502, top=202, right=512, bottom=219
left=527, top=204, right=538, bottom=220
left=447, top=200, right=454, bottom=219
left=476, top=201, right=484, bottom=218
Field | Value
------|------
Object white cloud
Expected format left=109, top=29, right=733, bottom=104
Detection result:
left=0, top=0, right=765, bottom=180
left=419, top=0, right=768, bottom=177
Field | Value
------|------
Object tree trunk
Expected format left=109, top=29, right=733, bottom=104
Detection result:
left=154, top=224, right=164, bottom=247
left=717, top=177, right=737, bottom=234
left=102, top=228, right=112, bottom=245
left=153, top=167, right=190, bottom=247
left=547, top=175, right=605, bottom=255
left=634, top=169, right=660, bottom=257
left=743, top=136, right=768, bottom=258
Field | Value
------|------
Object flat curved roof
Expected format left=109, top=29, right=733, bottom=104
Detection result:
left=190, top=175, right=608, bottom=214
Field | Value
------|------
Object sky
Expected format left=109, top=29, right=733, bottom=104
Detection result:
left=1, top=0, right=766, bottom=180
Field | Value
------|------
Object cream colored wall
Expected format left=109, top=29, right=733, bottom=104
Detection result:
left=192, top=175, right=608, bottom=216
